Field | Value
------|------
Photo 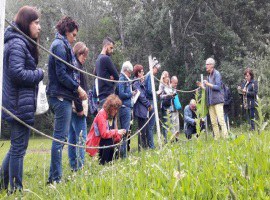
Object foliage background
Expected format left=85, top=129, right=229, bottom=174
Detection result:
left=2, top=0, right=270, bottom=136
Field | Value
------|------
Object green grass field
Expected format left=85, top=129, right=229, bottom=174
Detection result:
left=0, top=128, right=270, bottom=199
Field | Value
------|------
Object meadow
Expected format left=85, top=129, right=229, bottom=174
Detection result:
left=0, top=128, right=269, bottom=199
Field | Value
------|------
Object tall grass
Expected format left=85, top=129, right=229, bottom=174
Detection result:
left=0, top=129, right=270, bottom=199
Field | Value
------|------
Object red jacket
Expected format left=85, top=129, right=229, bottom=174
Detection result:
left=86, top=109, right=122, bottom=156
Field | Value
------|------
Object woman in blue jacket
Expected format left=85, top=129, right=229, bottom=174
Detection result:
left=0, top=6, right=44, bottom=192
left=46, top=17, right=87, bottom=184
left=133, top=65, right=152, bottom=151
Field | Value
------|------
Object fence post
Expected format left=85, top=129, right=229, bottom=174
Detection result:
left=201, top=74, right=209, bottom=136
left=0, top=0, right=7, bottom=136
left=148, top=55, right=162, bottom=149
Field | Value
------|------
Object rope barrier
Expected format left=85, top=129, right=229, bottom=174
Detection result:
left=154, top=76, right=200, bottom=93
left=4, top=19, right=149, bottom=84
left=1, top=106, right=154, bottom=150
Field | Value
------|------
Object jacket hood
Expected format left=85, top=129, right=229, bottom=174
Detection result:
left=4, top=23, right=31, bottom=49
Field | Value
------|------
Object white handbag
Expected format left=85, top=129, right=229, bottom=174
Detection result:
left=35, top=81, right=49, bottom=115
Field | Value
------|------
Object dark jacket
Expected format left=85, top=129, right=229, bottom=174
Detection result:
left=240, top=79, right=258, bottom=109
left=206, top=69, right=224, bottom=106
left=184, top=105, right=196, bottom=133
left=46, top=36, right=79, bottom=101
left=74, top=59, right=89, bottom=112
left=133, top=80, right=151, bottom=119
left=2, top=24, right=44, bottom=125
left=95, top=54, right=119, bottom=101
left=144, top=74, right=153, bottom=100
left=117, top=73, right=132, bottom=108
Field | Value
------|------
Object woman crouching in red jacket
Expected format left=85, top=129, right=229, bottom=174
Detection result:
left=86, top=94, right=126, bottom=165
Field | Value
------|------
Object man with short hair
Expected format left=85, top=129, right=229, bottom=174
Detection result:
left=170, top=76, right=181, bottom=140
left=95, top=37, right=119, bottom=108
left=184, top=99, right=198, bottom=139
left=197, top=58, right=228, bottom=139
left=145, top=57, right=160, bottom=149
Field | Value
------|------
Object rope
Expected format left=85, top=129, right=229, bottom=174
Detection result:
left=4, top=19, right=149, bottom=84
left=1, top=106, right=154, bottom=150
left=154, top=76, right=200, bottom=93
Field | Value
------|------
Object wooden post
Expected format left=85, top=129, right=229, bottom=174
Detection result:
left=0, top=0, right=7, bottom=136
left=148, top=55, right=162, bottom=149
left=201, top=74, right=208, bottom=137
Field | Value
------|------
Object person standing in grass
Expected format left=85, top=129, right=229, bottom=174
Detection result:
left=169, top=76, right=181, bottom=140
left=197, top=58, right=228, bottom=139
left=86, top=94, right=126, bottom=165
left=133, top=65, right=153, bottom=151
left=145, top=57, right=160, bottom=149
left=0, top=6, right=44, bottom=193
left=237, top=68, right=258, bottom=131
left=68, top=42, right=89, bottom=172
left=116, top=61, right=136, bottom=158
left=95, top=37, right=119, bottom=108
left=46, top=16, right=87, bottom=184
left=157, top=71, right=173, bottom=143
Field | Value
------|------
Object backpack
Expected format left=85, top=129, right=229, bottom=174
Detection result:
left=88, top=89, right=98, bottom=115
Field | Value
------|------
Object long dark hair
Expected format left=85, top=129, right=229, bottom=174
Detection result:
left=14, top=6, right=40, bottom=63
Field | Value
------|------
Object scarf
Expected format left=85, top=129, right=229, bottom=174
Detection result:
left=55, top=32, right=80, bottom=84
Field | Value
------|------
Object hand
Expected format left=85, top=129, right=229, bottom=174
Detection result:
left=118, top=129, right=126, bottom=135
left=203, top=80, right=209, bottom=86
left=110, top=75, right=114, bottom=80
left=78, top=86, right=87, bottom=100
left=148, top=105, right=153, bottom=111
left=242, top=88, right=247, bottom=93
left=132, top=90, right=137, bottom=96
left=196, top=81, right=203, bottom=88
left=77, top=111, right=84, bottom=117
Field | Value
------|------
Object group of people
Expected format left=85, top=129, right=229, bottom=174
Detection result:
left=0, top=5, right=258, bottom=193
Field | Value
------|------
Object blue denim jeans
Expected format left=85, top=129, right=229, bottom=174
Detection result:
left=146, top=100, right=155, bottom=149
left=119, top=106, right=131, bottom=158
left=0, top=121, right=30, bottom=191
left=68, top=112, right=87, bottom=171
left=48, top=97, right=72, bottom=183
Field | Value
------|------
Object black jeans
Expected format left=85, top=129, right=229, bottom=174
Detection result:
left=137, top=117, right=148, bottom=152
left=99, top=138, right=115, bottom=165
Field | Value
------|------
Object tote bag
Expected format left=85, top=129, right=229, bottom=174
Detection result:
left=173, top=94, right=182, bottom=110
left=35, top=81, right=49, bottom=115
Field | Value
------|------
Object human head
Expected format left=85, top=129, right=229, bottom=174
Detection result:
left=133, top=64, right=144, bottom=78
left=152, top=57, right=160, bottom=75
left=14, top=6, right=40, bottom=39
left=56, top=16, right=79, bottom=44
left=189, top=99, right=197, bottom=111
left=103, top=94, right=122, bottom=119
left=121, top=61, right=133, bottom=78
left=102, top=37, right=115, bottom=56
left=160, top=71, right=170, bottom=85
left=171, top=76, right=178, bottom=88
left=244, top=68, right=254, bottom=82
left=205, top=58, right=215, bottom=74
left=73, top=42, right=89, bottom=65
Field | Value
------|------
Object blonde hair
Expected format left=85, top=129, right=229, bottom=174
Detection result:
left=160, top=71, right=170, bottom=86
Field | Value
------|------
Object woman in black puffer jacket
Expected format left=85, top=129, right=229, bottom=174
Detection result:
left=1, top=6, right=44, bottom=193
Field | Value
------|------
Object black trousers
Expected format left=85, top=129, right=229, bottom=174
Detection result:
left=99, top=138, right=115, bottom=165
left=137, top=117, right=148, bottom=152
